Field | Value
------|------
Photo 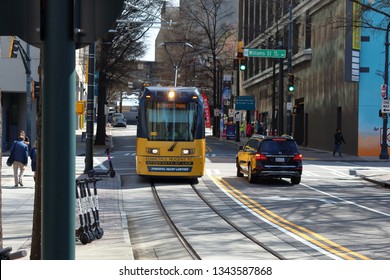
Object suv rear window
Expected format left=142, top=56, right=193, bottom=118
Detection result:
left=260, top=140, right=298, bottom=154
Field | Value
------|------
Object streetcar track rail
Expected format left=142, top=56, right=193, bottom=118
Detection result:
left=151, top=179, right=284, bottom=260
left=151, top=180, right=201, bottom=260
left=190, top=183, right=285, bottom=260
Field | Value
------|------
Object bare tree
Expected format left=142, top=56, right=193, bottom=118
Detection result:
left=95, top=0, right=166, bottom=145
left=178, top=0, right=236, bottom=135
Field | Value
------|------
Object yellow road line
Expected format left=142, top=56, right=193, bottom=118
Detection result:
left=210, top=176, right=370, bottom=260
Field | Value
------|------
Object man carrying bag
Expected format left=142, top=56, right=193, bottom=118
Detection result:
left=9, top=135, right=29, bottom=187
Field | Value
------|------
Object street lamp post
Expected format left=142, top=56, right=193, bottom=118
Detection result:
left=379, top=20, right=390, bottom=159
left=158, top=42, right=193, bottom=87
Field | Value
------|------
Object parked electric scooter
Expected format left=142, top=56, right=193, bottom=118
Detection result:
left=85, top=177, right=104, bottom=239
left=0, top=247, right=27, bottom=260
left=88, top=135, right=115, bottom=178
left=75, top=179, right=93, bottom=244
left=88, top=148, right=115, bottom=177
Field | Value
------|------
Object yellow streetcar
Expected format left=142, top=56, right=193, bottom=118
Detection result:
left=136, top=87, right=206, bottom=179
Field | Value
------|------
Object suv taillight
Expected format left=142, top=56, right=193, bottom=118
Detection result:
left=255, top=153, right=267, bottom=161
left=293, top=154, right=303, bottom=161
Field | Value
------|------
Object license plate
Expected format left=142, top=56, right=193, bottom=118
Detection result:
left=275, top=157, right=285, bottom=162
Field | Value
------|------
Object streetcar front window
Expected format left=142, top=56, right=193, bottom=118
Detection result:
left=146, top=102, right=197, bottom=141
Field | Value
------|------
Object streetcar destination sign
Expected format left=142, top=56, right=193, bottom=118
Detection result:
left=243, top=49, right=286, bottom=58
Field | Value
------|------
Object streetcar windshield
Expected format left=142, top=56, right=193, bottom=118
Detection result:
left=146, top=101, right=197, bottom=141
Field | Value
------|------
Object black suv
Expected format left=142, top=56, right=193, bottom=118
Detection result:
left=236, top=135, right=303, bottom=184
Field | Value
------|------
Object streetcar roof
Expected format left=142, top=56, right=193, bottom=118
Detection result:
left=140, top=86, right=202, bottom=101
left=144, top=86, right=199, bottom=94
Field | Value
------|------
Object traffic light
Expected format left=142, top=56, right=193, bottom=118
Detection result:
left=233, top=58, right=239, bottom=70
left=237, top=40, right=244, bottom=58
left=8, top=36, right=20, bottom=58
left=31, top=80, right=40, bottom=99
left=288, top=73, right=295, bottom=92
left=239, top=58, right=247, bottom=71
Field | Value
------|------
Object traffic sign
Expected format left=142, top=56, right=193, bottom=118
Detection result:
left=382, top=100, right=390, bottom=113
left=234, top=110, right=241, bottom=122
left=243, top=49, right=286, bottom=58
left=381, top=84, right=387, bottom=98
left=235, top=96, right=255, bottom=110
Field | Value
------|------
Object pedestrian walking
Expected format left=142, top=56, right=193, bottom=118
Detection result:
left=30, top=140, right=38, bottom=182
left=10, top=134, right=29, bottom=187
left=333, top=128, right=346, bottom=157
left=257, top=122, right=264, bottom=135
left=240, top=122, right=245, bottom=138
left=246, top=122, right=253, bottom=137
left=19, top=130, right=30, bottom=146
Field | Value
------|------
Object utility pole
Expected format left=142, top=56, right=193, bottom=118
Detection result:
left=85, top=43, right=96, bottom=173
left=286, top=4, right=293, bottom=136
left=25, top=44, right=32, bottom=148
left=278, top=41, right=284, bottom=135
left=41, top=0, right=76, bottom=259
left=235, top=63, right=240, bottom=142
left=379, top=20, right=389, bottom=159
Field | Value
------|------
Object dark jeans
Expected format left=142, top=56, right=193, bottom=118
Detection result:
left=333, top=143, right=342, bottom=156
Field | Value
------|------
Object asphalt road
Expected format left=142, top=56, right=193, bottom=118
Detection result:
left=99, top=125, right=390, bottom=260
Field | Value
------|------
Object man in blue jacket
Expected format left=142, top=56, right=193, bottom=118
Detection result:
left=10, top=135, right=29, bottom=187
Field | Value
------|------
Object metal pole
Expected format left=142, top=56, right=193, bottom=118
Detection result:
left=379, top=21, right=389, bottom=159
left=174, top=65, right=178, bottom=87
left=278, top=41, right=284, bottom=135
left=42, top=0, right=76, bottom=259
left=217, top=64, right=221, bottom=137
left=26, top=44, right=32, bottom=147
left=286, top=4, right=293, bottom=136
left=235, top=66, right=240, bottom=142
left=85, top=42, right=95, bottom=173
left=272, top=58, right=276, bottom=134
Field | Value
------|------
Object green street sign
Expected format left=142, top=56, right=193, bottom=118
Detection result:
left=243, top=49, right=286, bottom=58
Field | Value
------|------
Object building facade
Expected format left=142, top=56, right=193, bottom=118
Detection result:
left=238, top=0, right=389, bottom=156
left=1, top=36, right=89, bottom=152
left=0, top=36, right=40, bottom=151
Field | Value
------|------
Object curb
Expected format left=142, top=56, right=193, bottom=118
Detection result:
left=363, top=176, right=390, bottom=189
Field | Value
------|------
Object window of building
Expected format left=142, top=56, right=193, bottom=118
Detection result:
left=305, top=12, right=312, bottom=49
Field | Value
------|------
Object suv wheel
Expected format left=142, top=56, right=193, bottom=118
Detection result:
left=248, top=163, right=256, bottom=183
left=291, top=176, right=301, bottom=184
left=236, top=160, right=244, bottom=177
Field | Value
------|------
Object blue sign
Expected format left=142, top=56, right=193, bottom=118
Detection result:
left=235, top=96, right=255, bottom=110
left=226, top=125, right=236, bottom=140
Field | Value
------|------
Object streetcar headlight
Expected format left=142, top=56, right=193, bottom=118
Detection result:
left=182, top=149, right=194, bottom=155
left=168, top=90, right=175, bottom=99
left=147, top=148, right=159, bottom=154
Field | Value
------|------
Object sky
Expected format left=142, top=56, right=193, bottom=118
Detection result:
left=140, top=0, right=179, bottom=61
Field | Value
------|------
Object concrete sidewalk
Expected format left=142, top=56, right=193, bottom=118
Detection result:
left=1, top=129, right=133, bottom=260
